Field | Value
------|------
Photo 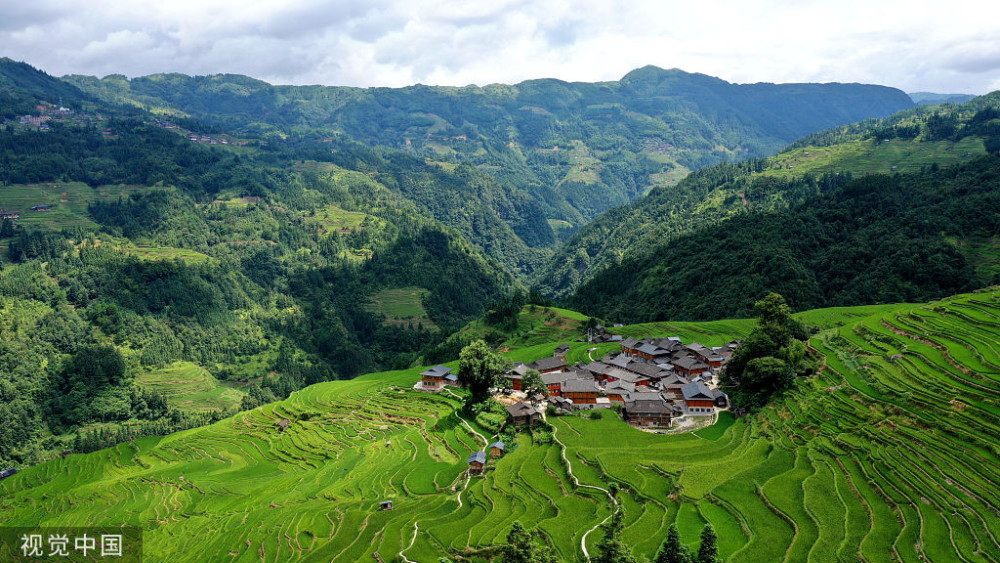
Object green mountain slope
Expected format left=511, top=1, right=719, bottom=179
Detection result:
left=538, top=92, right=1000, bottom=298
left=65, top=66, right=914, bottom=228
left=0, top=64, right=526, bottom=467
left=569, top=153, right=1000, bottom=322
left=3, top=290, right=1000, bottom=562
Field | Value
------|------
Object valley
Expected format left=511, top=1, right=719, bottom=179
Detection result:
left=2, top=53, right=1000, bottom=563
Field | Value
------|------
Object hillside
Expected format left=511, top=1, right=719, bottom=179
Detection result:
left=3, top=290, right=1000, bottom=561
left=0, top=61, right=527, bottom=468
left=64, top=66, right=914, bottom=228
left=537, top=92, right=1000, bottom=298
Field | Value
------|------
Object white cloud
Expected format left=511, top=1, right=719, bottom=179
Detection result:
left=0, top=0, right=997, bottom=94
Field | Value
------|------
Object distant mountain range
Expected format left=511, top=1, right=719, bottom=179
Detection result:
left=909, top=91, right=976, bottom=105
left=63, top=65, right=915, bottom=234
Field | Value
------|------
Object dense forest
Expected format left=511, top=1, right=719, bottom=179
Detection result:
left=537, top=93, right=1000, bottom=297
left=569, top=153, right=1000, bottom=321
left=65, top=65, right=914, bottom=229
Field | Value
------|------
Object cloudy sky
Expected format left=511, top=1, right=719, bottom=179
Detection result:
left=2, top=0, right=999, bottom=94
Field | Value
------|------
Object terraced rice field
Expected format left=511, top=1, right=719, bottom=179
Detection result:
left=3, top=290, right=1000, bottom=561
left=364, top=287, right=438, bottom=331
left=137, top=362, right=244, bottom=413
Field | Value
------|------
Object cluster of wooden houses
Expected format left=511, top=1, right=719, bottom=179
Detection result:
left=413, top=335, right=736, bottom=431
left=504, top=337, right=736, bottom=428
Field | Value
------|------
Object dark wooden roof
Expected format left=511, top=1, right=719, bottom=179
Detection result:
left=529, top=357, right=568, bottom=372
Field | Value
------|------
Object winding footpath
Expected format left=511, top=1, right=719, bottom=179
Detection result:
left=400, top=388, right=489, bottom=562
left=548, top=414, right=619, bottom=560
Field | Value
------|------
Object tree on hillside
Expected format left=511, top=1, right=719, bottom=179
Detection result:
left=458, top=339, right=506, bottom=405
left=654, top=524, right=692, bottom=563
left=590, top=510, right=637, bottom=563
left=501, top=521, right=558, bottom=563
left=520, top=368, right=546, bottom=398
left=723, top=293, right=811, bottom=410
left=696, top=524, right=719, bottom=563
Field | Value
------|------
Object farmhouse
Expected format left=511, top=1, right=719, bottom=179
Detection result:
left=488, top=441, right=505, bottom=458
left=604, top=380, right=635, bottom=403
left=541, top=371, right=573, bottom=395
left=528, top=357, right=568, bottom=374
left=681, top=381, right=716, bottom=415
left=468, top=451, right=487, bottom=474
left=623, top=392, right=675, bottom=427
left=379, top=500, right=393, bottom=511
left=673, top=356, right=710, bottom=377
left=0, top=467, right=17, bottom=480
left=31, top=204, right=52, bottom=211
left=561, top=378, right=599, bottom=407
left=554, top=344, right=570, bottom=357
left=505, top=401, right=541, bottom=426
left=419, top=365, right=452, bottom=390
left=504, top=362, right=528, bottom=391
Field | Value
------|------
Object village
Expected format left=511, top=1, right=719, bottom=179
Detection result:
left=414, top=331, right=737, bottom=473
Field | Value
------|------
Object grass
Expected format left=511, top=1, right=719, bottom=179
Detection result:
left=136, top=361, right=244, bottom=413
left=364, top=287, right=438, bottom=331
left=4, top=291, right=1000, bottom=561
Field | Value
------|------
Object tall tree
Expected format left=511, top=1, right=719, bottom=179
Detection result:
left=723, top=292, right=810, bottom=410
left=654, top=524, right=692, bottom=563
left=696, top=524, right=719, bottom=563
left=590, top=510, right=637, bottom=563
left=500, top=521, right=558, bottom=563
left=520, top=368, right=546, bottom=398
left=458, top=339, right=506, bottom=405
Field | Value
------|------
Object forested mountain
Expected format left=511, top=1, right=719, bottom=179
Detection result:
left=909, top=91, right=976, bottom=105
left=539, top=92, right=1000, bottom=297
left=569, top=149, right=1000, bottom=322
left=0, top=61, right=520, bottom=466
left=65, top=66, right=914, bottom=229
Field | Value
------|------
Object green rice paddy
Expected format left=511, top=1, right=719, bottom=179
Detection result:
left=3, top=290, right=1000, bottom=561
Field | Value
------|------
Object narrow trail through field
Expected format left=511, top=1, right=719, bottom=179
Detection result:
left=443, top=388, right=489, bottom=447
left=399, top=522, right=419, bottom=563
left=550, top=416, right=618, bottom=560
left=399, top=387, right=487, bottom=562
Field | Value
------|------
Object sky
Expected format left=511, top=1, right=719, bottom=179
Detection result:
left=1, top=0, right=999, bottom=94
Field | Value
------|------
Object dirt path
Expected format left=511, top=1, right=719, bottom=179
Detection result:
left=550, top=419, right=618, bottom=559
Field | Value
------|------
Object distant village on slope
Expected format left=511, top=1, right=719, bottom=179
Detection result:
left=416, top=325, right=736, bottom=436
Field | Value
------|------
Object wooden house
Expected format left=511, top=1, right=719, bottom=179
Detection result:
left=621, top=337, right=641, bottom=355
left=468, top=451, right=487, bottom=474
left=420, top=365, right=452, bottom=390
left=681, top=381, right=716, bottom=415
left=379, top=500, right=394, bottom=510
left=505, top=402, right=541, bottom=426
left=488, top=441, right=505, bottom=458
left=541, top=371, right=569, bottom=395
left=623, top=392, right=675, bottom=427
left=604, top=380, right=635, bottom=403
left=554, top=344, right=571, bottom=358
left=673, top=356, right=710, bottom=377
left=529, top=357, right=568, bottom=374
left=561, top=378, right=598, bottom=406
left=504, top=362, right=528, bottom=391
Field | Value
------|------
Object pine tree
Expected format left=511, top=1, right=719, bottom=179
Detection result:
left=654, top=524, right=692, bottom=563
left=697, top=524, right=719, bottom=563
